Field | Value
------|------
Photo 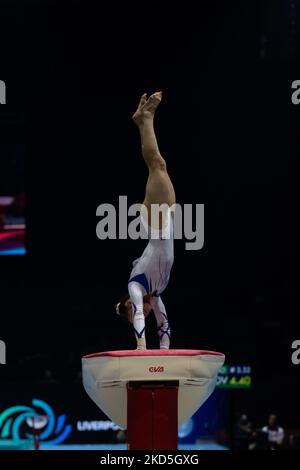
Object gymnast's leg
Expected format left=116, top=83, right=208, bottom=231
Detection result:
left=132, top=91, right=176, bottom=229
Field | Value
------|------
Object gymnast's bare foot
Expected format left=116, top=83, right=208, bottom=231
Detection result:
left=132, top=91, right=162, bottom=126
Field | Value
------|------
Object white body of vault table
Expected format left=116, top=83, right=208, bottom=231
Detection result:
left=82, top=349, right=225, bottom=429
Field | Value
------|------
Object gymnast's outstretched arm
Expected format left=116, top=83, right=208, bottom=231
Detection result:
left=150, top=296, right=170, bottom=349
left=128, top=281, right=147, bottom=350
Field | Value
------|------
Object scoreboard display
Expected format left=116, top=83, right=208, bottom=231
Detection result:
left=216, top=365, right=252, bottom=389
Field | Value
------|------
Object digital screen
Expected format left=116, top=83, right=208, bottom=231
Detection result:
left=216, top=365, right=252, bottom=389
left=0, top=143, right=25, bottom=255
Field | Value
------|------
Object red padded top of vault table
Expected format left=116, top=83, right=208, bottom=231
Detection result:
left=83, top=349, right=224, bottom=359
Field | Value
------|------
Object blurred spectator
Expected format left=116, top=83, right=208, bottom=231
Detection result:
left=249, top=428, right=268, bottom=450
left=233, top=412, right=254, bottom=450
left=262, top=414, right=285, bottom=450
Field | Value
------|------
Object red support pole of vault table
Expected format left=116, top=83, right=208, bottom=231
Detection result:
left=127, top=381, right=179, bottom=451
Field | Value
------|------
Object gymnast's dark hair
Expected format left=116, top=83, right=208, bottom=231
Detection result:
left=115, top=294, right=130, bottom=321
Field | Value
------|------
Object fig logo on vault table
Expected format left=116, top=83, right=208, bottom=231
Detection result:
left=0, top=399, right=72, bottom=444
left=149, top=366, right=164, bottom=373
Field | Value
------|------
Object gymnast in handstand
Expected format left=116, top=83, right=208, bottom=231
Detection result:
left=116, top=91, right=176, bottom=350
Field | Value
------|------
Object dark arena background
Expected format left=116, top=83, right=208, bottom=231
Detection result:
left=0, top=0, right=300, bottom=460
